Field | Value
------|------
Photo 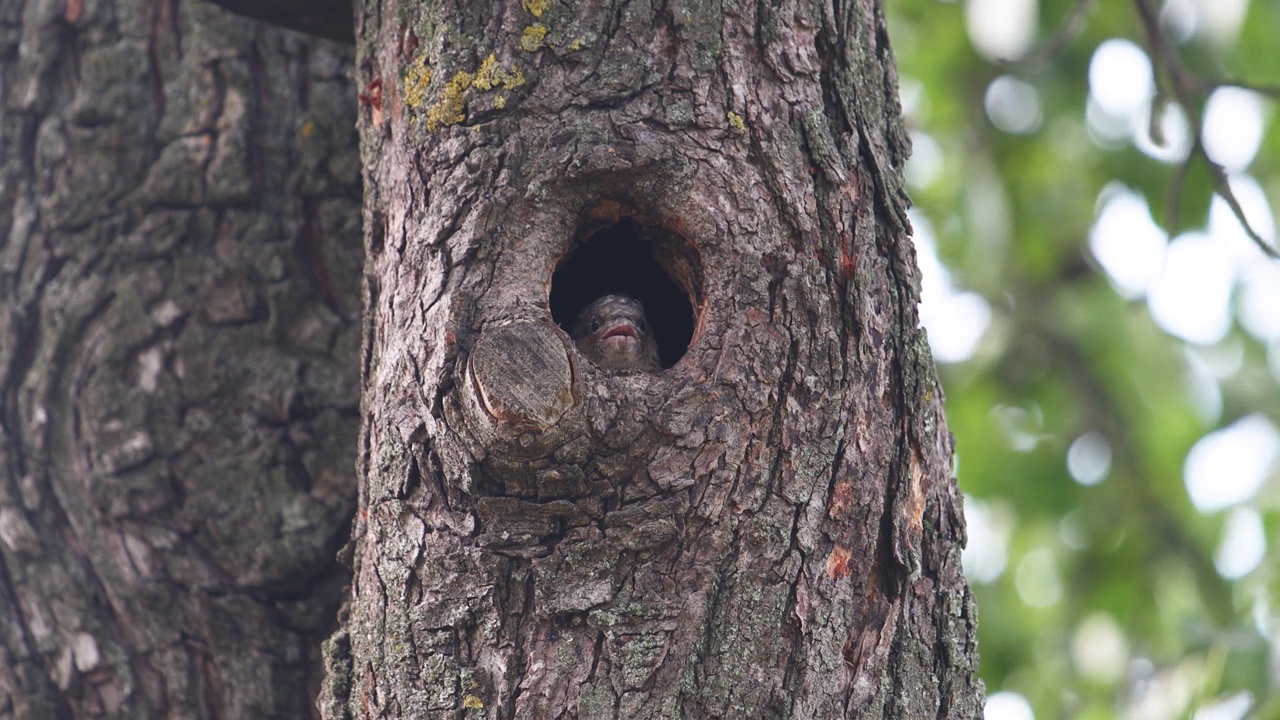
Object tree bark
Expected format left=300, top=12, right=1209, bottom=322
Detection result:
left=0, top=1, right=361, bottom=716
left=327, top=0, right=981, bottom=718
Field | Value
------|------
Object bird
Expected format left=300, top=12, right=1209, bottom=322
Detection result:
left=571, top=294, right=662, bottom=374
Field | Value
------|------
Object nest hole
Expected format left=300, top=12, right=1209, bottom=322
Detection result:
left=550, top=217, right=702, bottom=369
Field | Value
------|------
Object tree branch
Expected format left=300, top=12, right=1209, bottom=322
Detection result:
left=1132, top=0, right=1278, bottom=258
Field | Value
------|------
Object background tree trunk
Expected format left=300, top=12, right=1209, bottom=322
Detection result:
left=0, top=1, right=361, bottom=716
left=327, top=0, right=981, bottom=718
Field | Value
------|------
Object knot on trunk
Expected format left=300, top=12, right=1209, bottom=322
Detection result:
left=467, top=321, right=575, bottom=433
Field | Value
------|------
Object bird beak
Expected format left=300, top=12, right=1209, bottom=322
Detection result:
left=601, top=320, right=639, bottom=340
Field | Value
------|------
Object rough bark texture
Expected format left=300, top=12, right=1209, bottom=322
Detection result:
left=0, top=1, right=361, bottom=716
left=328, top=0, right=981, bottom=718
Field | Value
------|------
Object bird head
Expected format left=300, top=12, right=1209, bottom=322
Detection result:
left=571, top=294, right=661, bottom=373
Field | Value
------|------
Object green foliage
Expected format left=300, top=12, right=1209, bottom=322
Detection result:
left=887, top=0, right=1280, bottom=716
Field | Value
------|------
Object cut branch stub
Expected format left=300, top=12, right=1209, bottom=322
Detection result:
left=467, top=321, right=575, bottom=433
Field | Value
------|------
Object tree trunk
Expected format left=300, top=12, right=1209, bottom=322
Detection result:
left=325, top=0, right=981, bottom=718
left=0, top=1, right=361, bottom=716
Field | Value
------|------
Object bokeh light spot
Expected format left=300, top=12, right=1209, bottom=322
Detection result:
left=962, top=496, right=1011, bottom=584
left=1067, top=432, right=1112, bottom=486
left=1184, top=414, right=1280, bottom=512
left=1071, top=613, right=1128, bottom=684
left=985, top=75, right=1043, bottom=134
left=985, top=691, right=1035, bottom=720
left=1161, top=0, right=1198, bottom=42
left=1148, top=233, right=1233, bottom=345
left=1202, top=88, right=1265, bottom=172
left=1190, top=0, right=1250, bottom=46
left=965, top=0, right=1037, bottom=61
left=1089, top=187, right=1167, bottom=298
left=1088, top=40, right=1153, bottom=118
left=1215, top=508, right=1265, bottom=579
left=912, top=212, right=993, bottom=363
left=1238, top=263, right=1280, bottom=341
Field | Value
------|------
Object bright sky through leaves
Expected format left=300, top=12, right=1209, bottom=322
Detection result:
left=896, top=0, right=1280, bottom=716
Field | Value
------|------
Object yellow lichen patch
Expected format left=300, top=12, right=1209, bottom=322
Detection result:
left=521, top=0, right=550, bottom=17
left=402, top=56, right=433, bottom=110
left=727, top=111, right=747, bottom=134
left=472, top=54, right=526, bottom=92
left=425, top=69, right=474, bottom=131
left=520, top=24, right=547, bottom=52
left=301, top=120, right=316, bottom=138
left=569, top=37, right=583, bottom=51
left=422, top=55, right=525, bottom=131
left=463, top=695, right=484, bottom=709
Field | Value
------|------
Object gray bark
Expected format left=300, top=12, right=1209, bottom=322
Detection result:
left=326, top=0, right=981, bottom=718
left=0, top=0, right=361, bottom=716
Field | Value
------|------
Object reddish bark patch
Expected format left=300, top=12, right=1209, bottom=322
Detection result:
left=398, top=26, right=419, bottom=61
left=826, top=545, right=853, bottom=579
left=359, top=78, right=384, bottom=125
left=358, top=78, right=383, bottom=111
left=840, top=235, right=857, bottom=281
